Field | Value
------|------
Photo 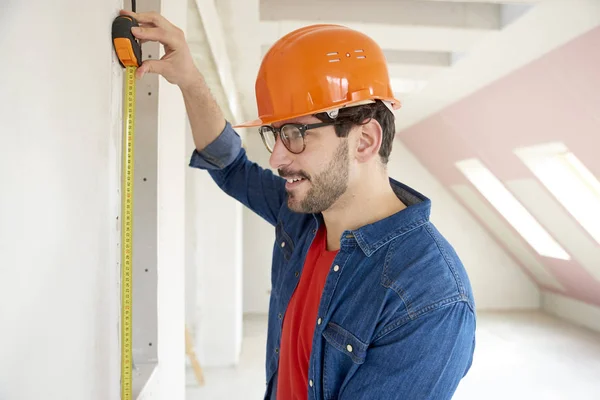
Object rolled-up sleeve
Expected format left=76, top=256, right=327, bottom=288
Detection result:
left=189, top=121, right=243, bottom=170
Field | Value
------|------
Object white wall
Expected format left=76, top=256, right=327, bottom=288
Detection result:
left=185, top=122, right=199, bottom=336
left=186, top=132, right=244, bottom=367
left=184, top=1, right=244, bottom=368
left=138, top=0, right=188, bottom=397
left=243, top=207, right=276, bottom=314
left=0, top=1, right=123, bottom=399
left=0, top=1, right=189, bottom=399
left=542, top=292, right=600, bottom=334
left=240, top=135, right=541, bottom=314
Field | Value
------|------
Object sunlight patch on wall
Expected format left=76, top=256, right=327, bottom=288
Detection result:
left=451, top=184, right=564, bottom=291
left=514, top=142, right=600, bottom=246
left=506, top=178, right=600, bottom=282
left=455, top=158, right=570, bottom=261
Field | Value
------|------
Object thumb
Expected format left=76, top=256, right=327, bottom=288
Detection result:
left=135, top=59, right=164, bottom=79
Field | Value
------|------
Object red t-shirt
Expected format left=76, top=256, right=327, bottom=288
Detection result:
left=277, top=225, right=339, bottom=399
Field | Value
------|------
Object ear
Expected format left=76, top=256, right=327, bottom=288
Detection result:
left=355, top=118, right=382, bottom=163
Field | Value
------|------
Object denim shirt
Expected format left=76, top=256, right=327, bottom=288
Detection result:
left=190, top=122, right=476, bottom=400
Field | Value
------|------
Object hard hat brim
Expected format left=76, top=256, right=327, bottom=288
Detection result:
left=232, top=97, right=400, bottom=130
left=233, top=118, right=264, bottom=129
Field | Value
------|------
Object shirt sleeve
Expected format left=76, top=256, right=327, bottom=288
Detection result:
left=189, top=121, right=244, bottom=170
left=340, top=301, right=476, bottom=400
left=188, top=121, right=287, bottom=226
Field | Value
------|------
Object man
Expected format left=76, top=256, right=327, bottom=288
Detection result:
left=122, top=9, right=476, bottom=400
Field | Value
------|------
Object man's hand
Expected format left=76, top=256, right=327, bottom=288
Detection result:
left=119, top=10, right=200, bottom=89
left=117, top=10, right=226, bottom=151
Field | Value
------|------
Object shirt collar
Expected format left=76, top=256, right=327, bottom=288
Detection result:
left=340, top=178, right=431, bottom=256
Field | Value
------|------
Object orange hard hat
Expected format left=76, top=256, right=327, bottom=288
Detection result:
left=234, top=24, right=401, bottom=128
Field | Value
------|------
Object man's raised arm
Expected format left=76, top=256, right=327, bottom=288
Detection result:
left=120, top=9, right=225, bottom=152
left=119, top=10, right=287, bottom=226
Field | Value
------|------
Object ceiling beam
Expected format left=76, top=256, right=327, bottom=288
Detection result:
left=383, top=49, right=451, bottom=67
left=388, top=64, right=449, bottom=81
left=261, top=20, right=495, bottom=53
left=260, top=0, right=502, bottom=30
left=213, top=0, right=261, bottom=126
left=424, top=0, right=543, bottom=3
left=190, top=0, right=245, bottom=125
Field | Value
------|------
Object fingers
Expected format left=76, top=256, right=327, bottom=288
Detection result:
left=119, top=10, right=172, bottom=29
left=118, top=10, right=183, bottom=48
left=131, top=26, right=182, bottom=49
left=135, top=59, right=163, bottom=79
left=119, top=9, right=135, bottom=17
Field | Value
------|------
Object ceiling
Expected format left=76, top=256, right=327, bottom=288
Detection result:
left=190, top=0, right=600, bottom=135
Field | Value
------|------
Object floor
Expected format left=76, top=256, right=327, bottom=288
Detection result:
left=186, top=311, right=600, bottom=400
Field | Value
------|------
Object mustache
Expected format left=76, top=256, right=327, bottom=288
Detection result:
left=278, top=168, right=310, bottom=180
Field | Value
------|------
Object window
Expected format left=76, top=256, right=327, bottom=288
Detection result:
left=514, top=142, right=600, bottom=245
left=456, top=158, right=570, bottom=260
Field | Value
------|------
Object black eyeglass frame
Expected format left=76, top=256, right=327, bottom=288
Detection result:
left=259, top=121, right=337, bottom=154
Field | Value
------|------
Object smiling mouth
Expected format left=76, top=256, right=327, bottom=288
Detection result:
left=284, top=176, right=308, bottom=189
left=286, top=177, right=306, bottom=183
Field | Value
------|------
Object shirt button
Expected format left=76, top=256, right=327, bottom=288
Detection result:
left=295, top=271, right=299, bottom=277
left=278, top=313, right=282, bottom=320
left=317, top=318, right=322, bottom=325
left=275, top=347, right=279, bottom=353
left=346, top=344, right=353, bottom=352
left=333, top=265, right=340, bottom=272
left=309, top=379, right=313, bottom=387
left=281, top=242, right=286, bottom=247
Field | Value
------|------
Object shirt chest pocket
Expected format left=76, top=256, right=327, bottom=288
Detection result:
left=322, top=322, right=368, bottom=400
left=275, top=222, right=294, bottom=261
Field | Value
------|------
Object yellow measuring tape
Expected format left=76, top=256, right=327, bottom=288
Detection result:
left=112, top=13, right=143, bottom=399
left=120, top=65, right=136, bottom=400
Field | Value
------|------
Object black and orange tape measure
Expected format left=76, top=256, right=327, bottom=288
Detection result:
left=112, top=15, right=142, bottom=68
left=111, top=12, right=140, bottom=400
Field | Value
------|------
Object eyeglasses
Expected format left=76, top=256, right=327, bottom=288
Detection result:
left=259, top=122, right=336, bottom=154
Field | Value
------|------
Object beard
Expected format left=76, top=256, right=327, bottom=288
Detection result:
left=283, top=139, right=350, bottom=214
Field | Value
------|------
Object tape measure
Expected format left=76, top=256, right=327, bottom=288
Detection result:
left=112, top=14, right=142, bottom=400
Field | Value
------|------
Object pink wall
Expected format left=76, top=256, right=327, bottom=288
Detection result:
left=397, top=26, right=600, bottom=307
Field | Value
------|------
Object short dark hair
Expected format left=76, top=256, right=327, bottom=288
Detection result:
left=314, top=100, right=396, bottom=164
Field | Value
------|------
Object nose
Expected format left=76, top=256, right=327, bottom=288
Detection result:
left=268, top=135, right=293, bottom=170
